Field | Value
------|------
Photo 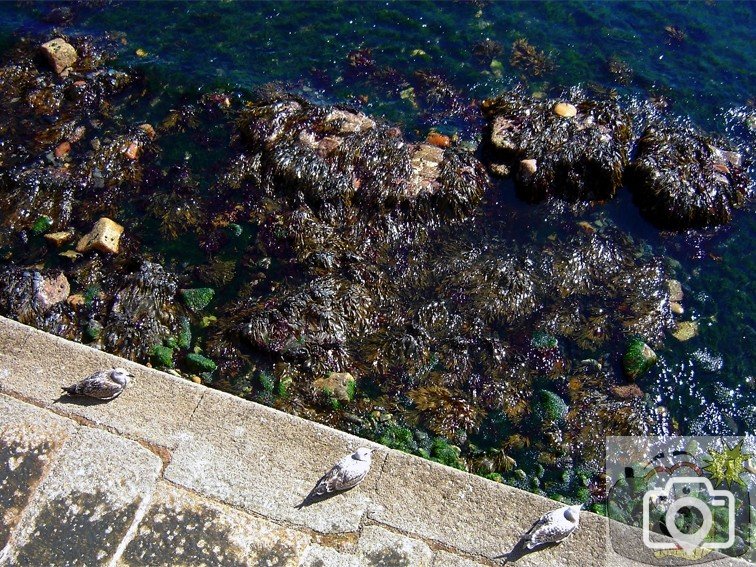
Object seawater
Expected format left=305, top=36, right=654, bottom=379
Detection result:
left=0, top=0, right=753, bottom=462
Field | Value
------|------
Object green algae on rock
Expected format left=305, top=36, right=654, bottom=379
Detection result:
left=533, top=390, right=569, bottom=424
left=622, top=338, right=657, bottom=381
left=150, top=344, right=174, bottom=368
left=179, top=288, right=215, bottom=313
left=186, top=353, right=217, bottom=373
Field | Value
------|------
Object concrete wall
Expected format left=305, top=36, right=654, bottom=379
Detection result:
left=0, top=317, right=746, bottom=566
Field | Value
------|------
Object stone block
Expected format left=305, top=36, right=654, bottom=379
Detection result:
left=76, top=217, right=124, bottom=254
left=165, top=389, right=385, bottom=533
left=368, top=451, right=608, bottom=563
left=357, top=525, right=433, bottom=567
left=40, top=38, right=77, bottom=74
left=43, top=231, right=74, bottom=247
left=0, top=395, right=77, bottom=550
left=0, top=317, right=33, bottom=360
left=4, top=427, right=161, bottom=566
left=120, top=481, right=310, bottom=566
left=0, top=317, right=204, bottom=450
left=299, top=544, right=362, bottom=567
left=432, top=551, right=489, bottom=567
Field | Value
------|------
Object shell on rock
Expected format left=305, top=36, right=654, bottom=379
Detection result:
left=553, top=102, right=577, bottom=118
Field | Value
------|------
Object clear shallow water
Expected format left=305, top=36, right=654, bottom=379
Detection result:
left=0, top=0, right=754, bottom=474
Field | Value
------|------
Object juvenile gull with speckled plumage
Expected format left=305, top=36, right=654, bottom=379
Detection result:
left=61, top=367, right=133, bottom=400
left=521, top=503, right=583, bottom=549
left=297, top=447, right=374, bottom=508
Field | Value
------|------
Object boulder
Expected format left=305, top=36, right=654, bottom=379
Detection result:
left=671, top=321, right=699, bottom=342
left=33, top=272, right=70, bottom=311
left=40, top=38, right=77, bottom=75
left=626, top=125, right=751, bottom=229
left=482, top=91, right=631, bottom=202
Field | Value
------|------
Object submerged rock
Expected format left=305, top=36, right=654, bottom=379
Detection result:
left=313, top=371, right=356, bottom=403
left=482, top=90, right=632, bottom=202
left=671, top=320, right=699, bottom=342
left=622, top=338, right=657, bottom=381
left=626, top=125, right=751, bottom=229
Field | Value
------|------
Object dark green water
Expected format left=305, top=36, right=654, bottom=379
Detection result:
left=0, top=0, right=754, bottom=496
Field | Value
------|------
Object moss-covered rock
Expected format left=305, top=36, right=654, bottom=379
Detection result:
left=532, top=389, right=569, bottom=423
left=313, top=371, right=356, bottom=403
left=430, top=437, right=465, bottom=470
left=177, top=317, right=192, bottom=350
left=379, top=425, right=417, bottom=453
left=180, top=287, right=215, bottom=312
left=622, top=338, right=657, bottom=380
left=84, top=319, right=103, bottom=341
left=186, top=353, right=217, bottom=373
left=151, top=344, right=174, bottom=368
left=31, top=215, right=54, bottom=235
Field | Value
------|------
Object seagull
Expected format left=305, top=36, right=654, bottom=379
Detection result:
left=521, top=503, right=583, bottom=550
left=297, top=447, right=374, bottom=508
left=61, top=367, right=133, bottom=400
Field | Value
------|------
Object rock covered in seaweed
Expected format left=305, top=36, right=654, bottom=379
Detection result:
left=626, top=125, right=751, bottom=229
left=211, top=275, right=373, bottom=378
left=236, top=94, right=489, bottom=220
left=104, top=262, right=185, bottom=360
left=482, top=90, right=632, bottom=202
left=0, top=36, right=148, bottom=247
left=0, top=166, right=78, bottom=238
left=0, top=266, right=78, bottom=338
